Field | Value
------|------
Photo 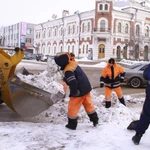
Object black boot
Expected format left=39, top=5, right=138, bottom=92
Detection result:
left=66, top=118, right=77, bottom=130
left=105, top=101, right=111, bottom=108
left=119, top=97, right=126, bottom=106
left=88, top=112, right=99, bottom=126
left=132, top=133, right=142, bottom=145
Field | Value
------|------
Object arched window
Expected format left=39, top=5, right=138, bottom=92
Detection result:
left=72, top=45, right=74, bottom=53
left=54, top=28, right=57, bottom=36
left=118, top=22, right=121, bottom=33
left=145, top=26, right=149, bottom=37
left=36, top=32, right=38, bottom=39
left=73, top=25, right=75, bottom=34
left=87, top=22, right=91, bottom=32
left=100, top=20, right=105, bottom=31
left=43, top=30, right=45, bottom=38
left=99, top=4, right=103, bottom=10
left=136, top=25, right=140, bottom=36
left=105, top=4, right=108, bottom=10
left=82, top=23, right=85, bottom=33
left=68, top=45, right=70, bottom=53
left=68, top=26, right=71, bottom=35
left=83, top=45, right=85, bottom=53
left=60, top=27, right=63, bottom=36
left=125, top=24, right=128, bottom=33
left=60, top=46, right=63, bottom=52
left=86, top=45, right=88, bottom=53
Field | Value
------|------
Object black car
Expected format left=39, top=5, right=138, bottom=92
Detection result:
left=24, top=53, right=36, bottom=60
left=36, top=53, right=43, bottom=61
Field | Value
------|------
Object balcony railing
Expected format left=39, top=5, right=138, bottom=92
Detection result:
left=93, top=28, right=111, bottom=33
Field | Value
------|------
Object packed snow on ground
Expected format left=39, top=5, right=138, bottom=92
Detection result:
left=0, top=58, right=149, bottom=150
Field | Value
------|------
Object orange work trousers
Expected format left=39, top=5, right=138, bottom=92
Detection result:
left=68, top=92, right=95, bottom=118
left=105, top=86, right=123, bottom=101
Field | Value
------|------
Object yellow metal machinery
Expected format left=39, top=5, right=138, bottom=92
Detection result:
left=0, top=48, right=24, bottom=111
left=0, top=48, right=64, bottom=117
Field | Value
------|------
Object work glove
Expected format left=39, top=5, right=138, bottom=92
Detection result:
left=71, top=90, right=80, bottom=97
left=120, top=77, right=124, bottom=83
left=14, top=47, right=23, bottom=52
left=105, top=101, right=111, bottom=108
left=100, top=83, right=104, bottom=88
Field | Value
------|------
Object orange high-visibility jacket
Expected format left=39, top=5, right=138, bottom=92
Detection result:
left=100, top=62, right=125, bottom=87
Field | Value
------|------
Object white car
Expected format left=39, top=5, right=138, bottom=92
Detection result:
left=40, top=54, right=50, bottom=62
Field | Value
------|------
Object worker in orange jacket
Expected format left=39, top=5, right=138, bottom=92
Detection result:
left=54, top=52, right=99, bottom=130
left=100, top=58, right=126, bottom=108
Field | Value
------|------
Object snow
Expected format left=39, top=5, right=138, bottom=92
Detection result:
left=1, top=58, right=150, bottom=150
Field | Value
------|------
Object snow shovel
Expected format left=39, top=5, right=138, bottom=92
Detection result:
left=127, top=120, right=139, bottom=130
left=8, top=74, right=64, bottom=117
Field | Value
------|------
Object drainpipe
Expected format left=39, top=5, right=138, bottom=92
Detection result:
left=40, top=23, right=44, bottom=54
left=77, top=13, right=81, bottom=59
left=62, top=17, right=65, bottom=52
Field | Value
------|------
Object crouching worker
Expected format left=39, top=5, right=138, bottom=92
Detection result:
left=100, top=58, right=126, bottom=108
left=54, top=52, right=99, bottom=130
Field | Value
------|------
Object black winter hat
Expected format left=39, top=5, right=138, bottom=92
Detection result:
left=54, top=53, right=69, bottom=70
left=108, top=58, right=115, bottom=64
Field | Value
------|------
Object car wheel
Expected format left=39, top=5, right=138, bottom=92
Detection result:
left=129, top=77, right=142, bottom=88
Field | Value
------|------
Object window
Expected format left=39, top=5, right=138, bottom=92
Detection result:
left=27, top=29, right=32, bottom=34
left=68, top=26, right=71, bottom=35
left=82, top=23, right=85, bottom=33
left=26, top=38, right=31, bottom=43
left=99, top=4, right=103, bottom=10
left=100, top=20, right=105, bottom=31
left=48, top=29, right=51, bottom=37
left=86, top=45, right=88, bottom=53
left=73, top=25, right=75, bottom=34
left=68, top=45, right=70, bottom=53
left=87, top=22, right=91, bottom=32
left=98, top=3, right=109, bottom=11
left=136, top=25, right=140, bottom=36
left=145, top=26, right=149, bottom=37
left=72, top=45, right=74, bottom=53
left=60, top=27, right=63, bottom=36
left=60, top=46, right=63, bottom=52
left=36, top=32, right=38, bottom=39
left=125, top=24, right=128, bottom=34
left=118, top=22, right=121, bottom=33
left=43, top=30, right=46, bottom=38
left=83, top=45, right=85, bottom=53
left=105, top=4, right=108, bottom=10
left=54, top=28, right=57, bottom=36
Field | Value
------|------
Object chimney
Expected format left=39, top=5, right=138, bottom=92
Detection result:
left=62, top=10, right=69, bottom=17
left=52, top=14, right=57, bottom=20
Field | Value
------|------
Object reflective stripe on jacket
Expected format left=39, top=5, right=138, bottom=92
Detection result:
left=100, top=62, right=125, bottom=88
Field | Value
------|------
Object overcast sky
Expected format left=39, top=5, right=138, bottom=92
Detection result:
left=0, top=0, right=95, bottom=26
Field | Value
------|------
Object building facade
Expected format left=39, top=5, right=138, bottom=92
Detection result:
left=11, top=0, right=150, bottom=60
left=0, top=22, right=36, bottom=53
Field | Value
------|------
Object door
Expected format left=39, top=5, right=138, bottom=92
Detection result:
left=98, top=44, right=105, bottom=58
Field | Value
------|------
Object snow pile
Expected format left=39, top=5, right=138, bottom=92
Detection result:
left=16, top=58, right=144, bottom=126
left=17, top=58, right=64, bottom=95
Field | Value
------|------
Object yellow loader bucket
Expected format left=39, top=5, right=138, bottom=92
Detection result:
left=0, top=48, right=64, bottom=117
left=0, top=48, right=24, bottom=111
